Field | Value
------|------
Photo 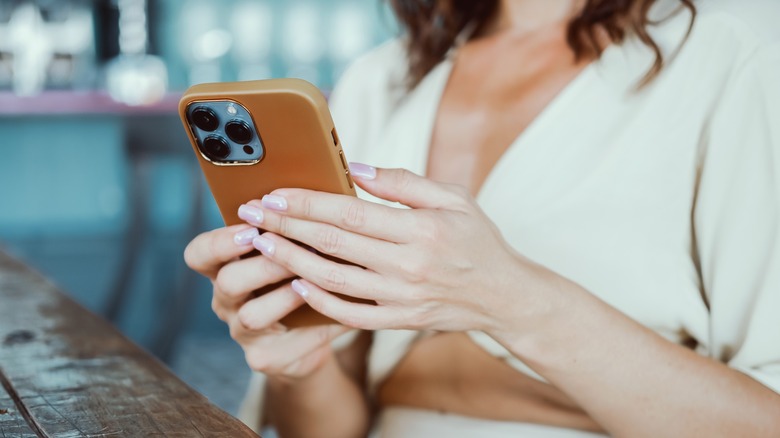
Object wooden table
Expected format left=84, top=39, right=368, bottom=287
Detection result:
left=0, top=250, right=259, bottom=437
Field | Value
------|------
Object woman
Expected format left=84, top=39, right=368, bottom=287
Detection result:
left=185, top=0, right=780, bottom=436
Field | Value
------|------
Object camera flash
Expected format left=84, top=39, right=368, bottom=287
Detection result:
left=227, top=104, right=237, bottom=116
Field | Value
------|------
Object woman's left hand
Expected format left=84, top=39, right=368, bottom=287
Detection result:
left=241, top=163, right=545, bottom=333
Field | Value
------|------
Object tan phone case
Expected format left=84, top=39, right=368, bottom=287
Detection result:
left=179, top=78, right=357, bottom=327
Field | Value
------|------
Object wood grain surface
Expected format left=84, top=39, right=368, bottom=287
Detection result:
left=0, top=250, right=259, bottom=437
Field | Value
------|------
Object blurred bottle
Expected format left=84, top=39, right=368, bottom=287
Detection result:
left=0, top=1, right=94, bottom=96
left=105, top=0, right=169, bottom=106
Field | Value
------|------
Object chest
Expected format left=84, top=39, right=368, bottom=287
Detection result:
left=426, top=38, right=589, bottom=195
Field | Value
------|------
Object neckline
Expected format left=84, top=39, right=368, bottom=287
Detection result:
left=413, top=44, right=614, bottom=202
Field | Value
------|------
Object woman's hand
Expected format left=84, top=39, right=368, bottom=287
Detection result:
left=238, top=163, right=547, bottom=334
left=183, top=224, right=352, bottom=380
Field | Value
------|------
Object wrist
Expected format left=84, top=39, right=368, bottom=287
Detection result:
left=263, top=344, right=370, bottom=437
left=485, top=257, right=595, bottom=364
left=264, top=347, right=345, bottom=422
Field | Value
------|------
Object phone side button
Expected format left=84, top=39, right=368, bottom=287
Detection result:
left=345, top=169, right=354, bottom=189
left=331, top=128, right=340, bottom=147
left=338, top=150, right=348, bottom=170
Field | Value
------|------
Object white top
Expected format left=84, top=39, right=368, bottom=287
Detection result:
left=239, top=0, right=780, bottom=433
left=327, top=0, right=780, bottom=396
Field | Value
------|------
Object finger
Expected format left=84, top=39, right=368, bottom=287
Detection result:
left=236, top=284, right=306, bottom=332
left=250, top=207, right=404, bottom=272
left=253, top=232, right=391, bottom=301
left=291, top=279, right=401, bottom=330
left=244, top=190, right=411, bottom=242
left=214, top=253, right=294, bottom=309
left=348, top=163, right=469, bottom=211
left=242, top=324, right=351, bottom=375
left=279, top=343, right=331, bottom=378
left=184, top=224, right=260, bottom=278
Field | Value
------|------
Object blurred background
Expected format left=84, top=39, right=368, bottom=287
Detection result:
left=0, top=0, right=395, bottom=416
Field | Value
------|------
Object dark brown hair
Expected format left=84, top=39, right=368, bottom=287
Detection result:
left=388, top=0, right=696, bottom=88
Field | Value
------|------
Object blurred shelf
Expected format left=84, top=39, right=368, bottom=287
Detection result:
left=0, top=91, right=183, bottom=116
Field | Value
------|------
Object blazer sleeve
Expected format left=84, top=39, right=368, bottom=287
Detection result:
left=694, top=41, right=780, bottom=394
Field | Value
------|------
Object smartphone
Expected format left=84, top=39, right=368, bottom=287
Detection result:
left=179, top=78, right=358, bottom=327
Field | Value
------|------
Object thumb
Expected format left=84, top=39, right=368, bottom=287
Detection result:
left=348, top=162, right=464, bottom=209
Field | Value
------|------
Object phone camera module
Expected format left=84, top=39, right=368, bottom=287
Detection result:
left=225, top=120, right=254, bottom=144
left=191, top=107, right=220, bottom=132
left=203, top=136, right=231, bottom=160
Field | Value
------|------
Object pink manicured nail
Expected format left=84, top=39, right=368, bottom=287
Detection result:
left=238, top=204, right=264, bottom=225
left=262, top=195, right=288, bottom=211
left=252, top=235, right=275, bottom=256
left=348, top=162, right=376, bottom=180
left=291, top=279, right=309, bottom=298
left=234, top=228, right=259, bottom=246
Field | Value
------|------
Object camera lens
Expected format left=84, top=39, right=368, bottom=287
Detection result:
left=225, top=120, right=254, bottom=144
left=203, top=136, right=230, bottom=160
left=191, top=107, right=219, bottom=132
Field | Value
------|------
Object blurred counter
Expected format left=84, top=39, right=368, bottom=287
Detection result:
left=0, top=91, right=181, bottom=116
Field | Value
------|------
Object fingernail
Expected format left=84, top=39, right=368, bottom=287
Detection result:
left=348, top=162, right=376, bottom=180
left=238, top=204, right=264, bottom=225
left=262, top=195, right=288, bottom=211
left=252, top=235, right=275, bottom=256
left=291, top=279, right=309, bottom=298
left=234, top=227, right=259, bottom=246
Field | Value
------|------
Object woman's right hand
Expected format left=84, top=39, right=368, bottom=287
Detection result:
left=184, top=224, right=352, bottom=381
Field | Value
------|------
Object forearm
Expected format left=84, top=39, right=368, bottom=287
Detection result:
left=265, top=351, right=370, bottom=438
left=492, top=267, right=780, bottom=437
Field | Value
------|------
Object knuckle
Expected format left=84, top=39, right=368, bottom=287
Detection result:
left=210, top=296, right=227, bottom=321
left=321, top=268, right=347, bottom=292
left=341, top=201, right=366, bottom=229
left=301, top=194, right=314, bottom=219
left=228, top=319, right=244, bottom=341
left=317, top=227, right=343, bottom=255
left=244, top=350, right=271, bottom=373
left=406, top=307, right=432, bottom=330
left=183, top=241, right=198, bottom=269
left=404, top=286, right=426, bottom=305
left=214, top=269, right=240, bottom=299
left=316, top=325, right=332, bottom=345
left=237, top=308, right=261, bottom=331
left=183, top=231, right=211, bottom=272
left=415, top=216, right=441, bottom=243
left=277, top=215, right=291, bottom=237
left=400, top=256, right=431, bottom=284
left=450, top=184, right=471, bottom=200
left=397, top=169, right=416, bottom=193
